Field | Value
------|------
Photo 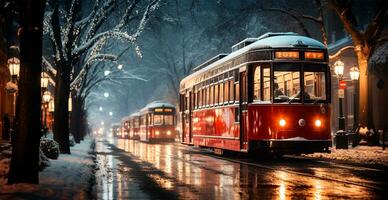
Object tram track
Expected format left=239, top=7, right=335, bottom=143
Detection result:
left=112, top=139, right=385, bottom=191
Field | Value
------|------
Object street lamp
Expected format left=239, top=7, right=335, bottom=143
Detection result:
left=349, top=65, right=360, bottom=132
left=42, top=91, right=51, bottom=103
left=8, top=57, right=20, bottom=81
left=104, top=92, right=109, bottom=98
left=99, top=106, right=103, bottom=111
left=41, top=72, right=49, bottom=89
left=334, top=60, right=345, bottom=132
left=349, top=66, right=360, bottom=81
left=104, top=70, right=111, bottom=76
left=48, top=98, right=55, bottom=112
left=109, top=111, right=113, bottom=116
left=117, top=64, right=123, bottom=70
left=334, top=60, right=344, bottom=77
left=42, top=91, right=51, bottom=136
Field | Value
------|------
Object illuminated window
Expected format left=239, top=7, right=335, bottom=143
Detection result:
left=215, top=84, right=219, bottom=105
left=219, top=83, right=224, bottom=104
left=304, top=72, right=326, bottom=102
left=235, top=83, right=239, bottom=102
left=229, top=80, right=234, bottom=103
left=253, top=66, right=261, bottom=101
left=164, top=115, right=174, bottom=125
left=154, top=115, right=163, bottom=125
left=263, top=68, right=271, bottom=101
left=224, top=81, right=229, bottom=103
left=210, top=85, right=214, bottom=105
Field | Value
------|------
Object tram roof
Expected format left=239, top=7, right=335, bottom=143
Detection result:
left=141, top=101, right=175, bottom=111
left=111, top=123, right=120, bottom=127
left=180, top=32, right=326, bottom=90
left=129, top=112, right=140, bottom=118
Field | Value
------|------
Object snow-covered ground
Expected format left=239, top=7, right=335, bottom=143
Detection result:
left=0, top=138, right=96, bottom=199
left=305, top=146, right=388, bottom=167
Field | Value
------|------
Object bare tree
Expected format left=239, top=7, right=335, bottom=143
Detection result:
left=328, top=0, right=387, bottom=130
left=8, top=0, right=45, bottom=184
left=44, top=0, right=159, bottom=153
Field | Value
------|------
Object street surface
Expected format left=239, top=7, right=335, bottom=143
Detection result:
left=95, top=138, right=387, bottom=199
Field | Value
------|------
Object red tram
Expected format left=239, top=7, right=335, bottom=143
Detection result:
left=179, top=32, right=331, bottom=155
left=111, top=123, right=121, bottom=137
left=120, top=116, right=130, bottom=138
left=138, top=101, right=177, bottom=142
left=128, top=112, right=140, bottom=140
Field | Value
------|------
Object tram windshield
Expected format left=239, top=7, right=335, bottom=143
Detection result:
left=153, top=114, right=174, bottom=125
left=273, top=64, right=327, bottom=103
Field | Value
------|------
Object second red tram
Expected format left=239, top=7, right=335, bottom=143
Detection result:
left=138, top=101, right=177, bottom=142
left=179, top=32, right=331, bottom=155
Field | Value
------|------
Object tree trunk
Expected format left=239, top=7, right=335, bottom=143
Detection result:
left=70, top=96, right=81, bottom=143
left=354, top=45, right=373, bottom=129
left=53, top=67, right=71, bottom=154
left=8, top=0, right=45, bottom=184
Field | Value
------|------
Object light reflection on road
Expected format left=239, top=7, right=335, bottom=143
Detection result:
left=96, top=138, right=383, bottom=199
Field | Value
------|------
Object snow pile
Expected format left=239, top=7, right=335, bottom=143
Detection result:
left=0, top=138, right=96, bottom=199
left=40, top=137, right=60, bottom=159
left=305, top=146, right=388, bottom=166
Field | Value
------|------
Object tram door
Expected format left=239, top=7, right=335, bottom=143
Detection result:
left=239, top=70, right=248, bottom=151
left=181, top=91, right=192, bottom=144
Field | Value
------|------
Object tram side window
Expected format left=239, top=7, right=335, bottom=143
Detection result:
left=263, top=68, right=271, bottom=101
left=235, top=82, right=240, bottom=102
left=210, top=85, right=214, bottom=105
left=304, top=72, right=326, bottom=102
left=215, top=84, right=219, bottom=105
left=229, top=80, right=234, bottom=103
left=224, top=81, right=229, bottom=104
left=253, top=66, right=261, bottom=101
left=219, top=83, right=224, bottom=104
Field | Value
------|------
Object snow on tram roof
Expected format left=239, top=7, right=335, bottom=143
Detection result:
left=180, top=32, right=326, bottom=90
left=129, top=112, right=140, bottom=117
left=144, top=101, right=175, bottom=110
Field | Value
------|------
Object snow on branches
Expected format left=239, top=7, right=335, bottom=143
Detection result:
left=44, top=0, right=161, bottom=94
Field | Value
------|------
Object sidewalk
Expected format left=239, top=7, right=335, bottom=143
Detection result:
left=0, top=138, right=96, bottom=200
left=304, top=145, right=388, bottom=167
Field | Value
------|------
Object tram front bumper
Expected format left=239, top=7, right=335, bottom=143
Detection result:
left=250, top=139, right=332, bottom=154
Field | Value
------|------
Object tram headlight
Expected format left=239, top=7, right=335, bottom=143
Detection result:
left=155, top=131, right=160, bottom=135
left=315, top=119, right=322, bottom=127
left=279, top=119, right=286, bottom=127
left=167, top=131, right=171, bottom=135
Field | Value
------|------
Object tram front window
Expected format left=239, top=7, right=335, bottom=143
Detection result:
left=164, top=115, right=174, bottom=125
left=154, top=114, right=163, bottom=125
left=304, top=71, right=326, bottom=102
left=274, top=65, right=301, bottom=102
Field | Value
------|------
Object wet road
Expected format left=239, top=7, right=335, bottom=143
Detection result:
left=95, top=138, right=387, bottom=199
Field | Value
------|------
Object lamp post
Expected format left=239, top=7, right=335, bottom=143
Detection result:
left=334, top=60, right=345, bottom=131
left=42, top=91, right=51, bottom=136
left=41, top=72, right=50, bottom=136
left=349, top=65, right=360, bottom=132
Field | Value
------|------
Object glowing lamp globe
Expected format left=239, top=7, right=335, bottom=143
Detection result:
left=333, top=60, right=344, bottom=77
left=41, top=72, right=49, bottom=88
left=42, top=91, right=51, bottom=103
left=349, top=66, right=360, bottom=81
left=8, top=57, right=20, bottom=77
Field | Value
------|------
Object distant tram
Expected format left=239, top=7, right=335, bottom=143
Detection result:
left=120, top=116, right=130, bottom=138
left=128, top=112, right=140, bottom=140
left=179, top=32, right=331, bottom=155
left=138, top=101, right=177, bottom=142
left=111, top=123, right=121, bottom=137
